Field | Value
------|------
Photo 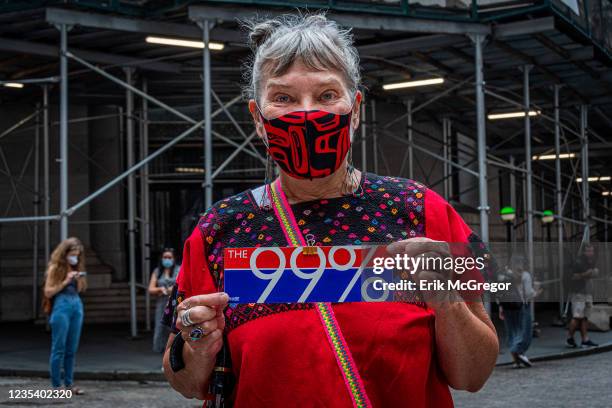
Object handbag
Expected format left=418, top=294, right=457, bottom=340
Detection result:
left=267, top=180, right=372, bottom=408
left=42, top=294, right=53, bottom=315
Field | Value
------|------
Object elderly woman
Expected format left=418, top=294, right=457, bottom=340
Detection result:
left=162, top=13, right=498, bottom=407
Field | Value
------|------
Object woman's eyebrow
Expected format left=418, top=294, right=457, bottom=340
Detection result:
left=265, top=76, right=344, bottom=91
left=311, top=77, right=344, bottom=89
left=265, top=79, right=292, bottom=90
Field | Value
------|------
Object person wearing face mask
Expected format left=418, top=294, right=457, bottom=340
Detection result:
left=43, top=237, right=87, bottom=394
left=149, top=248, right=180, bottom=353
left=161, top=13, right=498, bottom=407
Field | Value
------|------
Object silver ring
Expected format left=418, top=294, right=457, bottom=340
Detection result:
left=182, top=308, right=195, bottom=327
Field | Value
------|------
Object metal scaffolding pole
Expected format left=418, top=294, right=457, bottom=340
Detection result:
left=580, top=104, right=589, bottom=244
left=33, top=104, right=41, bottom=318
left=383, top=130, right=479, bottom=177
left=473, top=34, right=489, bottom=244
left=509, top=155, right=517, bottom=252
left=65, top=97, right=239, bottom=217
left=59, top=24, right=69, bottom=240
left=201, top=19, right=213, bottom=210
left=141, top=79, right=152, bottom=332
left=442, top=116, right=450, bottom=200
left=371, top=99, right=378, bottom=174
left=65, top=51, right=261, bottom=161
left=125, top=68, right=138, bottom=338
left=522, top=65, right=534, bottom=274
left=43, top=85, right=50, bottom=264
left=553, top=85, right=564, bottom=316
left=605, top=198, right=609, bottom=243
left=0, top=95, right=240, bottom=227
left=605, top=199, right=609, bottom=284
left=360, top=101, right=367, bottom=172
left=407, top=100, right=414, bottom=180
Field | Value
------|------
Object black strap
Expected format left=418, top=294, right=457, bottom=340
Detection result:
left=169, top=333, right=186, bottom=372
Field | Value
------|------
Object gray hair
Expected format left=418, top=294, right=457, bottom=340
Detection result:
left=242, top=13, right=361, bottom=103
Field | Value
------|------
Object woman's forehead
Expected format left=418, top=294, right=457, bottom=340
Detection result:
left=263, top=64, right=347, bottom=93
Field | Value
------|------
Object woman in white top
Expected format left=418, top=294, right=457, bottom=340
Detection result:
left=498, top=256, right=541, bottom=368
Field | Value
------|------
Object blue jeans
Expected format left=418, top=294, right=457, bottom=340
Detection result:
left=504, top=304, right=532, bottom=355
left=49, top=294, right=83, bottom=387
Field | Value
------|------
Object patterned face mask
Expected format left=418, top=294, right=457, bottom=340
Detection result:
left=258, top=107, right=353, bottom=179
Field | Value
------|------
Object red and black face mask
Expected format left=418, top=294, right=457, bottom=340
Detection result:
left=258, top=108, right=353, bottom=179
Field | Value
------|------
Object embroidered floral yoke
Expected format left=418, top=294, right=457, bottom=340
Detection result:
left=163, top=173, right=487, bottom=408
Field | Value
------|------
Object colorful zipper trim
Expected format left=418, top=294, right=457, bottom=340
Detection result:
left=267, top=180, right=372, bottom=408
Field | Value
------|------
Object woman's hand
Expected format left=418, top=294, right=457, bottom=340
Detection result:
left=163, top=292, right=229, bottom=400
left=386, top=237, right=454, bottom=308
left=63, top=271, right=78, bottom=285
left=387, top=237, right=498, bottom=392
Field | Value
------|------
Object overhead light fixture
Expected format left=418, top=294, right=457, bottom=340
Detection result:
left=602, top=191, right=610, bottom=196
left=3, top=82, right=24, bottom=89
left=145, top=36, right=224, bottom=50
left=488, top=110, right=540, bottom=120
left=175, top=167, right=204, bottom=174
left=382, top=77, right=444, bottom=90
left=576, top=176, right=611, bottom=183
left=532, top=153, right=576, bottom=160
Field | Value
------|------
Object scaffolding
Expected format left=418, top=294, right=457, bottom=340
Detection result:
left=0, top=1, right=610, bottom=334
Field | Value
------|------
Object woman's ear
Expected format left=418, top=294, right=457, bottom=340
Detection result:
left=249, top=100, right=267, bottom=142
left=351, top=91, right=363, bottom=130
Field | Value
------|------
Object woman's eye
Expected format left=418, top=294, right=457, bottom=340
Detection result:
left=273, top=94, right=291, bottom=103
left=321, top=91, right=338, bottom=101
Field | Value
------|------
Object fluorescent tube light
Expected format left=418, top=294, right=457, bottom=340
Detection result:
left=532, top=153, right=576, bottom=160
left=488, top=110, right=540, bottom=120
left=576, top=176, right=611, bottom=182
left=175, top=167, right=205, bottom=174
left=382, top=77, right=444, bottom=90
left=3, top=82, right=24, bottom=88
left=146, top=36, right=224, bottom=50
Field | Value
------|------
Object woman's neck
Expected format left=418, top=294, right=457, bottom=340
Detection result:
left=279, top=165, right=361, bottom=204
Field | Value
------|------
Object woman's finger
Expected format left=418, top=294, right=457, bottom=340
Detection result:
left=180, top=292, right=229, bottom=310
left=385, top=240, right=408, bottom=256
left=198, top=318, right=219, bottom=333
left=216, top=313, right=226, bottom=332
left=185, top=328, right=223, bottom=353
left=387, top=238, right=450, bottom=258
left=176, top=305, right=216, bottom=329
left=405, top=240, right=450, bottom=258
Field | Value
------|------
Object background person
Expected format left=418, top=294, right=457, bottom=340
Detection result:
left=149, top=248, right=180, bottom=353
left=43, top=237, right=87, bottom=394
left=566, top=243, right=599, bottom=348
left=498, top=256, right=541, bottom=368
left=162, top=13, right=498, bottom=407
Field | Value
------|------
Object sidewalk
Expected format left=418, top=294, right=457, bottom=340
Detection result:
left=0, top=323, right=164, bottom=381
left=496, top=323, right=612, bottom=365
left=1, top=316, right=612, bottom=381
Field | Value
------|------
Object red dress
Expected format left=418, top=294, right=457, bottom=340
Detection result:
left=165, top=173, right=488, bottom=407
